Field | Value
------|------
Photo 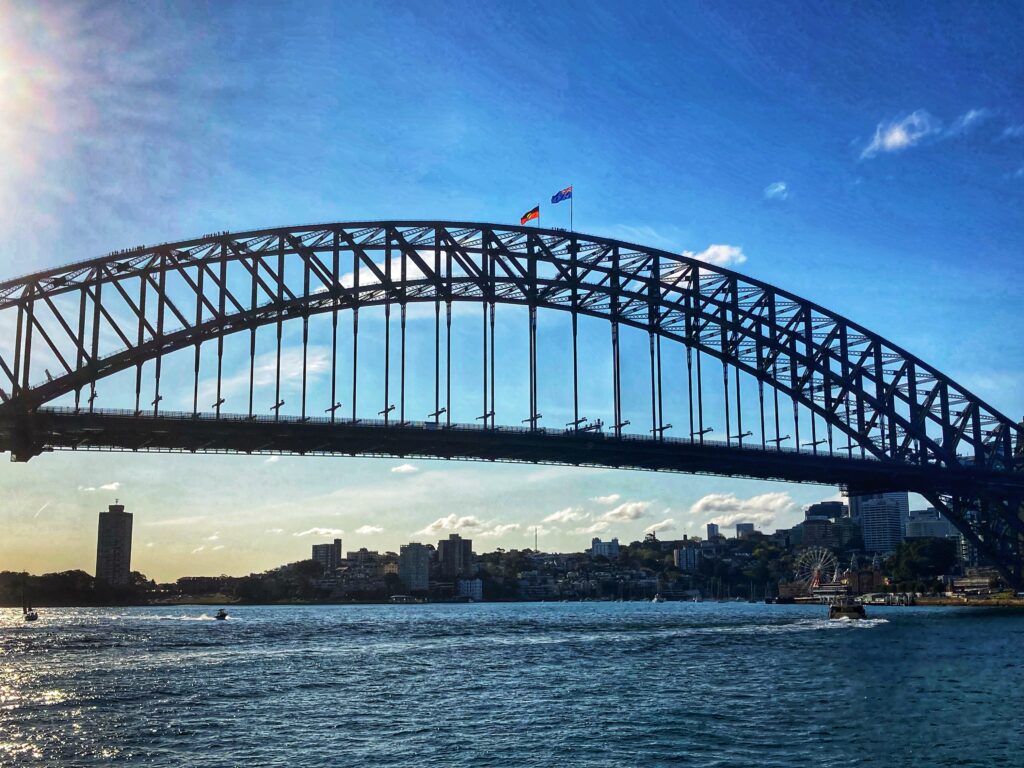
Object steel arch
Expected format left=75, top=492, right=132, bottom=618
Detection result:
left=0, top=221, right=1021, bottom=582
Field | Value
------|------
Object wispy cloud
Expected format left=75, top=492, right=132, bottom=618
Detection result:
left=147, top=515, right=208, bottom=527
left=264, top=456, right=280, bottom=464
left=191, top=546, right=205, bottom=554
left=480, top=522, right=521, bottom=538
left=33, top=501, right=51, bottom=518
left=265, top=528, right=284, bottom=534
left=860, top=109, right=941, bottom=159
left=644, top=518, right=676, bottom=534
left=205, top=533, right=220, bottom=541
left=590, top=494, right=620, bottom=505
left=355, top=524, right=384, bottom=535
left=945, top=108, right=992, bottom=137
left=999, top=124, right=1024, bottom=140
left=390, top=463, right=419, bottom=474
left=543, top=506, right=586, bottom=523
left=78, top=481, right=121, bottom=492
left=416, top=514, right=483, bottom=536
left=293, top=527, right=344, bottom=537
left=683, top=244, right=746, bottom=268
left=763, top=181, right=788, bottom=201
left=600, top=500, right=651, bottom=522
left=574, top=521, right=610, bottom=534
left=689, top=491, right=796, bottom=529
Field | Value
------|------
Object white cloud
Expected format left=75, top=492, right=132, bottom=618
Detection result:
left=212, top=545, right=225, bottom=551
left=689, top=491, right=797, bottom=530
left=763, top=181, right=788, bottom=201
left=590, top=494, right=621, bottom=505
left=543, top=506, right=586, bottom=523
left=999, top=124, right=1024, bottom=140
left=264, top=456, right=280, bottom=464
left=683, top=244, right=747, bottom=268
left=191, top=546, right=205, bottom=554
left=205, top=533, right=220, bottom=541
left=600, top=500, right=652, bottom=522
left=145, top=542, right=154, bottom=548
left=265, top=528, right=284, bottom=534
left=391, top=463, right=419, bottom=474
left=147, top=515, right=207, bottom=527
left=860, top=109, right=941, bottom=159
left=78, top=481, right=121, bottom=492
left=355, top=524, right=384, bottom=535
left=574, top=521, right=610, bottom=534
left=945, top=108, right=991, bottom=137
left=416, top=514, right=483, bottom=536
left=293, top=527, right=344, bottom=537
left=644, top=518, right=676, bottom=534
left=480, top=523, right=521, bottom=538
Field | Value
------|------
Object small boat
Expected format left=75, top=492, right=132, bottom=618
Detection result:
left=22, top=576, right=38, bottom=622
left=828, top=598, right=866, bottom=620
left=651, top=593, right=665, bottom=603
left=214, top=609, right=228, bottom=620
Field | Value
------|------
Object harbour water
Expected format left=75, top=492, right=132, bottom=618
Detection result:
left=2, top=602, right=1022, bottom=767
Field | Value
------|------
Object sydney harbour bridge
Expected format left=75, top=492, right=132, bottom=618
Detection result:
left=0, top=222, right=1021, bottom=584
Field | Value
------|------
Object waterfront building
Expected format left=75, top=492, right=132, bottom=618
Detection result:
left=590, top=537, right=620, bottom=559
left=311, top=538, right=343, bottom=572
left=457, top=578, right=483, bottom=601
left=399, top=542, right=431, bottom=592
left=851, top=492, right=907, bottom=552
left=96, top=502, right=133, bottom=586
left=706, top=523, right=720, bottom=540
left=673, top=546, right=701, bottom=572
left=437, top=534, right=474, bottom=578
left=735, top=523, right=755, bottom=539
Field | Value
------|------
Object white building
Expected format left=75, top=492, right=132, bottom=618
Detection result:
left=457, top=578, right=483, bottom=601
left=852, top=492, right=907, bottom=552
left=590, top=537, right=620, bottom=559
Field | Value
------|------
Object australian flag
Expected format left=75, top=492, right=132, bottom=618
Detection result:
left=551, top=185, right=573, bottom=204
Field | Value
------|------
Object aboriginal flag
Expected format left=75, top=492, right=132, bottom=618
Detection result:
left=520, top=205, right=540, bottom=225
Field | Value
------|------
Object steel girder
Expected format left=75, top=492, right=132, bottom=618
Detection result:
left=0, top=221, right=1022, bottom=581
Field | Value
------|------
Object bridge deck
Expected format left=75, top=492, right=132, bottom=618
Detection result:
left=2, top=408, right=1017, bottom=497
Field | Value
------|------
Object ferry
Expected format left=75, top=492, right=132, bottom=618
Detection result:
left=828, top=597, right=866, bottom=620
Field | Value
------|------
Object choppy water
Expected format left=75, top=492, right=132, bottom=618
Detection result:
left=1, top=603, right=1022, bottom=767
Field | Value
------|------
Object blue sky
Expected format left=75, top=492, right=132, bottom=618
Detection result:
left=1, top=0, right=1022, bottom=580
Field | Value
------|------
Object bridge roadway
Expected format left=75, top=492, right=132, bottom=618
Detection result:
left=3, top=407, right=1021, bottom=500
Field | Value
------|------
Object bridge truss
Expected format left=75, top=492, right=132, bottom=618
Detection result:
left=0, top=222, right=1021, bottom=583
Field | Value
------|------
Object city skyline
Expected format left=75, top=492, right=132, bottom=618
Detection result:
left=1, top=1, right=1022, bottom=581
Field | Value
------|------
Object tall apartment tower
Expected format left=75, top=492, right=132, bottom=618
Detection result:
left=399, top=542, right=431, bottom=592
left=311, top=538, right=343, bottom=572
left=706, top=523, right=720, bottom=540
left=96, top=502, right=133, bottom=585
left=850, top=492, right=907, bottom=553
left=437, top=534, right=473, bottom=579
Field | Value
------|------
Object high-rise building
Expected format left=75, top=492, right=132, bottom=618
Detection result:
left=590, top=537, right=620, bottom=559
left=706, top=523, right=720, bottom=540
left=852, top=492, right=907, bottom=552
left=735, top=523, right=755, bottom=539
left=904, top=508, right=958, bottom=539
left=311, top=538, right=343, bottom=572
left=805, top=501, right=848, bottom=520
left=437, top=534, right=473, bottom=578
left=96, top=502, right=133, bottom=586
left=399, top=542, right=431, bottom=592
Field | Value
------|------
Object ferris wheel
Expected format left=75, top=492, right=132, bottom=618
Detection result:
left=794, top=547, right=839, bottom=588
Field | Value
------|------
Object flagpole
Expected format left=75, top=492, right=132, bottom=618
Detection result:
left=570, top=190, right=574, bottom=232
